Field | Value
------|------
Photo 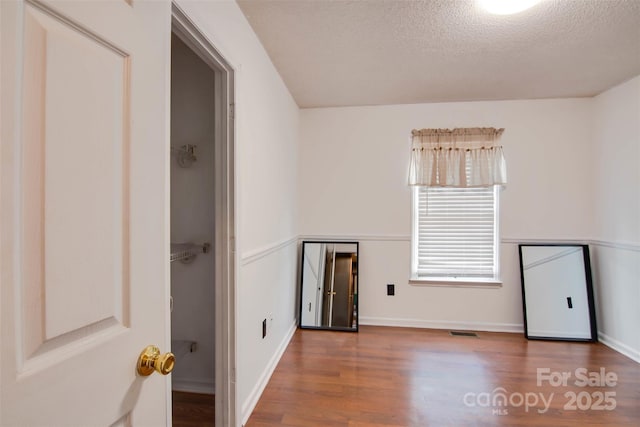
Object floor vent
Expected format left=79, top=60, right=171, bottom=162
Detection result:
left=449, top=331, right=478, bottom=337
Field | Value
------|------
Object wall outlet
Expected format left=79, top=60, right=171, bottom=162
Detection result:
left=387, top=284, right=395, bottom=296
left=262, top=319, right=267, bottom=338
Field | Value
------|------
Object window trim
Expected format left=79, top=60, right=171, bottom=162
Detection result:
left=410, top=186, right=502, bottom=286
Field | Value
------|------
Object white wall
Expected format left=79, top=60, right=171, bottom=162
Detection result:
left=170, top=34, right=216, bottom=393
left=174, top=1, right=300, bottom=424
left=299, top=99, right=593, bottom=332
left=591, top=76, right=640, bottom=362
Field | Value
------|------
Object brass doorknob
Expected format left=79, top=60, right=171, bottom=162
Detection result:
left=137, top=345, right=175, bottom=376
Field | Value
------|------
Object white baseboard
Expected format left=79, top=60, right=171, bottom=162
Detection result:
left=359, top=316, right=524, bottom=333
left=598, top=331, right=640, bottom=363
left=241, top=321, right=297, bottom=426
left=172, top=378, right=215, bottom=394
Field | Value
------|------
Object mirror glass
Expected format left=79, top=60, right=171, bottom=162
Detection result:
left=519, top=244, right=597, bottom=341
left=299, top=241, right=358, bottom=331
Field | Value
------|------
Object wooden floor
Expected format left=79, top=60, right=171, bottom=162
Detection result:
left=172, top=391, right=215, bottom=427
left=246, top=326, right=640, bottom=427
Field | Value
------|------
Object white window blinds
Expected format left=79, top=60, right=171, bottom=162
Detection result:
left=413, top=186, right=499, bottom=279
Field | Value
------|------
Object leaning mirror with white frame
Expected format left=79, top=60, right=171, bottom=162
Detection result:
left=518, top=244, right=597, bottom=342
left=299, top=241, right=358, bottom=332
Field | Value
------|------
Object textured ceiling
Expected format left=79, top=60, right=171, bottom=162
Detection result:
left=237, top=0, right=640, bottom=108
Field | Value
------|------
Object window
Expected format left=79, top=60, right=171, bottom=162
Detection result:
left=411, top=185, right=500, bottom=283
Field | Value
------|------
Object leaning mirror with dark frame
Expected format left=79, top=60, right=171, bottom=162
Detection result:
left=518, top=244, right=597, bottom=342
left=299, top=241, right=358, bottom=332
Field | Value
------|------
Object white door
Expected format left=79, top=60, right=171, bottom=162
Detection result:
left=301, top=243, right=325, bottom=327
left=1, top=0, right=171, bottom=425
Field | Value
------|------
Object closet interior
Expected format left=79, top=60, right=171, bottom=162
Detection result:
left=170, top=32, right=216, bottom=425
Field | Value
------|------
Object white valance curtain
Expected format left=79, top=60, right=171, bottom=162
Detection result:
left=408, top=127, right=507, bottom=187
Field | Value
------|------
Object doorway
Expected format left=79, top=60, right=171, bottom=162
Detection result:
left=170, top=30, right=216, bottom=425
left=171, top=5, right=236, bottom=427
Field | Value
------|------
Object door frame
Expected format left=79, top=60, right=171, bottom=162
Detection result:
left=171, top=4, right=237, bottom=427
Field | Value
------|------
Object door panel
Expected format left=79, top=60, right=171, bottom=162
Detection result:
left=1, top=0, right=170, bottom=425
left=23, top=1, right=130, bottom=356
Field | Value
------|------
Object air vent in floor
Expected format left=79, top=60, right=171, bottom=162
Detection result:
left=449, top=331, right=478, bottom=337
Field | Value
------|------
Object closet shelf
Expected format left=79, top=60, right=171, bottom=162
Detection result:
left=170, top=242, right=210, bottom=263
left=171, top=339, right=197, bottom=358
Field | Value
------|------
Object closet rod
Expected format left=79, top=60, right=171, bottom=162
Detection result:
left=170, top=242, right=210, bottom=263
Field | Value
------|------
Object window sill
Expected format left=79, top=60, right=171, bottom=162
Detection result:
left=409, top=277, right=503, bottom=288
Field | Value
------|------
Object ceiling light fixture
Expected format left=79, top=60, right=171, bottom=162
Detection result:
left=479, top=0, right=541, bottom=15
